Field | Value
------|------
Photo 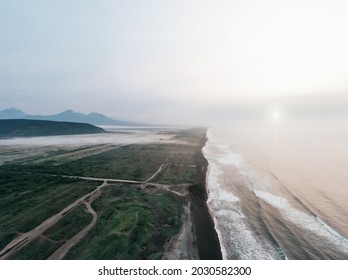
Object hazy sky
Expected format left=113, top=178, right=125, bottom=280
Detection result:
left=1, top=0, right=348, bottom=124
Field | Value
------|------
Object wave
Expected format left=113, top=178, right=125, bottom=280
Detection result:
left=316, top=217, right=348, bottom=241
left=203, top=129, right=284, bottom=260
left=203, top=126, right=348, bottom=259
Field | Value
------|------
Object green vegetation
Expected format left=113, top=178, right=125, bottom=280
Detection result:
left=9, top=204, right=94, bottom=260
left=9, top=237, right=63, bottom=260
left=44, top=204, right=92, bottom=242
left=0, top=172, right=98, bottom=249
left=0, top=127, right=208, bottom=259
left=3, top=143, right=202, bottom=183
left=155, top=144, right=199, bottom=184
left=0, top=119, right=105, bottom=138
left=64, top=184, right=182, bottom=260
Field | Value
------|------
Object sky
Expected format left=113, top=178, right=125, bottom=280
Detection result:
left=1, top=0, right=348, bottom=124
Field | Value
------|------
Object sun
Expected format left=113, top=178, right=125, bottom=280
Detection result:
left=271, top=109, right=282, bottom=121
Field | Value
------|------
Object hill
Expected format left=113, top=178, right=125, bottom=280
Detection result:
left=0, top=108, right=28, bottom=119
left=0, top=119, right=105, bottom=138
left=0, top=108, right=141, bottom=126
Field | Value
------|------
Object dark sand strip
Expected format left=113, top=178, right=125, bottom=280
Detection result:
left=189, top=149, right=222, bottom=260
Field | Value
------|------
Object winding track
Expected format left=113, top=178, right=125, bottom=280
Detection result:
left=47, top=189, right=102, bottom=260
left=0, top=164, right=189, bottom=260
left=145, top=163, right=167, bottom=182
left=0, top=180, right=107, bottom=260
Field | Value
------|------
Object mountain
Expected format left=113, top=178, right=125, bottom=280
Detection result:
left=0, top=108, right=28, bottom=119
left=0, top=119, right=105, bottom=138
left=0, top=108, right=140, bottom=126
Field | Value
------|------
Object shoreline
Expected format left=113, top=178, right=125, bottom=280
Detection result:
left=202, top=128, right=227, bottom=259
left=163, top=128, right=222, bottom=260
left=203, top=161, right=229, bottom=260
left=189, top=130, right=222, bottom=260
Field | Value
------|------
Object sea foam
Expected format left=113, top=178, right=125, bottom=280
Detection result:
left=203, top=128, right=283, bottom=259
left=203, top=124, right=348, bottom=259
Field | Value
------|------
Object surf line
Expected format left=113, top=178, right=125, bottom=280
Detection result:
left=200, top=129, right=224, bottom=260
left=316, top=216, right=348, bottom=241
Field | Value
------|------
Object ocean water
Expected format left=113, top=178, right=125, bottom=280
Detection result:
left=203, top=122, right=348, bottom=259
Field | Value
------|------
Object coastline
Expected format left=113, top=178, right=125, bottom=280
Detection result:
left=189, top=129, right=222, bottom=260
left=202, top=128, right=228, bottom=260
left=202, top=160, right=228, bottom=260
left=163, top=128, right=222, bottom=260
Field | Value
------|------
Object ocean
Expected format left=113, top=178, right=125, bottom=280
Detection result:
left=203, top=121, right=348, bottom=259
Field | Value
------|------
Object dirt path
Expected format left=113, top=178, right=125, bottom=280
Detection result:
left=0, top=174, right=191, bottom=260
left=33, top=144, right=120, bottom=164
left=62, top=174, right=143, bottom=184
left=145, top=163, right=167, bottom=182
left=0, top=180, right=107, bottom=260
left=47, top=199, right=99, bottom=259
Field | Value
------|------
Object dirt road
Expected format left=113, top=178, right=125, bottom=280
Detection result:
left=0, top=180, right=106, bottom=260
left=145, top=163, right=167, bottom=182
left=47, top=199, right=99, bottom=259
left=0, top=167, right=190, bottom=260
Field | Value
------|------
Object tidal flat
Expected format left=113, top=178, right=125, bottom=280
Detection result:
left=0, top=127, right=221, bottom=260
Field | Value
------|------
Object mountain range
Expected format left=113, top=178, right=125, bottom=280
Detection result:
left=0, top=108, right=140, bottom=126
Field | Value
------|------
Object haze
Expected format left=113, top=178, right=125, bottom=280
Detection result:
left=1, top=0, right=348, bottom=124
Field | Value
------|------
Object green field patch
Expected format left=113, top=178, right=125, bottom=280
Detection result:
left=64, top=184, right=182, bottom=260
left=2, top=143, right=201, bottom=183
left=10, top=237, right=63, bottom=260
left=156, top=163, right=195, bottom=184
left=0, top=171, right=98, bottom=250
left=44, top=204, right=92, bottom=242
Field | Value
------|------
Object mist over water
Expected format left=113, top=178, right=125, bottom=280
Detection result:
left=0, top=126, right=178, bottom=147
left=204, top=121, right=348, bottom=259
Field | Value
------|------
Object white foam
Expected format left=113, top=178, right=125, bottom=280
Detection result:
left=203, top=128, right=283, bottom=260
left=204, top=124, right=348, bottom=259
left=215, top=153, right=243, bottom=167
left=316, top=217, right=347, bottom=240
left=256, top=190, right=348, bottom=254
left=206, top=163, right=240, bottom=204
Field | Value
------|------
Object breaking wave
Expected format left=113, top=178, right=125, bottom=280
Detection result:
left=203, top=125, right=348, bottom=259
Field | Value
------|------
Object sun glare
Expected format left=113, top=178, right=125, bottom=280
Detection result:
left=271, top=109, right=281, bottom=121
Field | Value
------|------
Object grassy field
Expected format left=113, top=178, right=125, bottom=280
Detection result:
left=9, top=237, right=63, bottom=260
left=2, top=143, right=201, bottom=182
left=64, top=184, right=182, bottom=259
left=0, top=128, right=207, bottom=259
left=9, top=204, right=93, bottom=260
left=0, top=172, right=98, bottom=250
